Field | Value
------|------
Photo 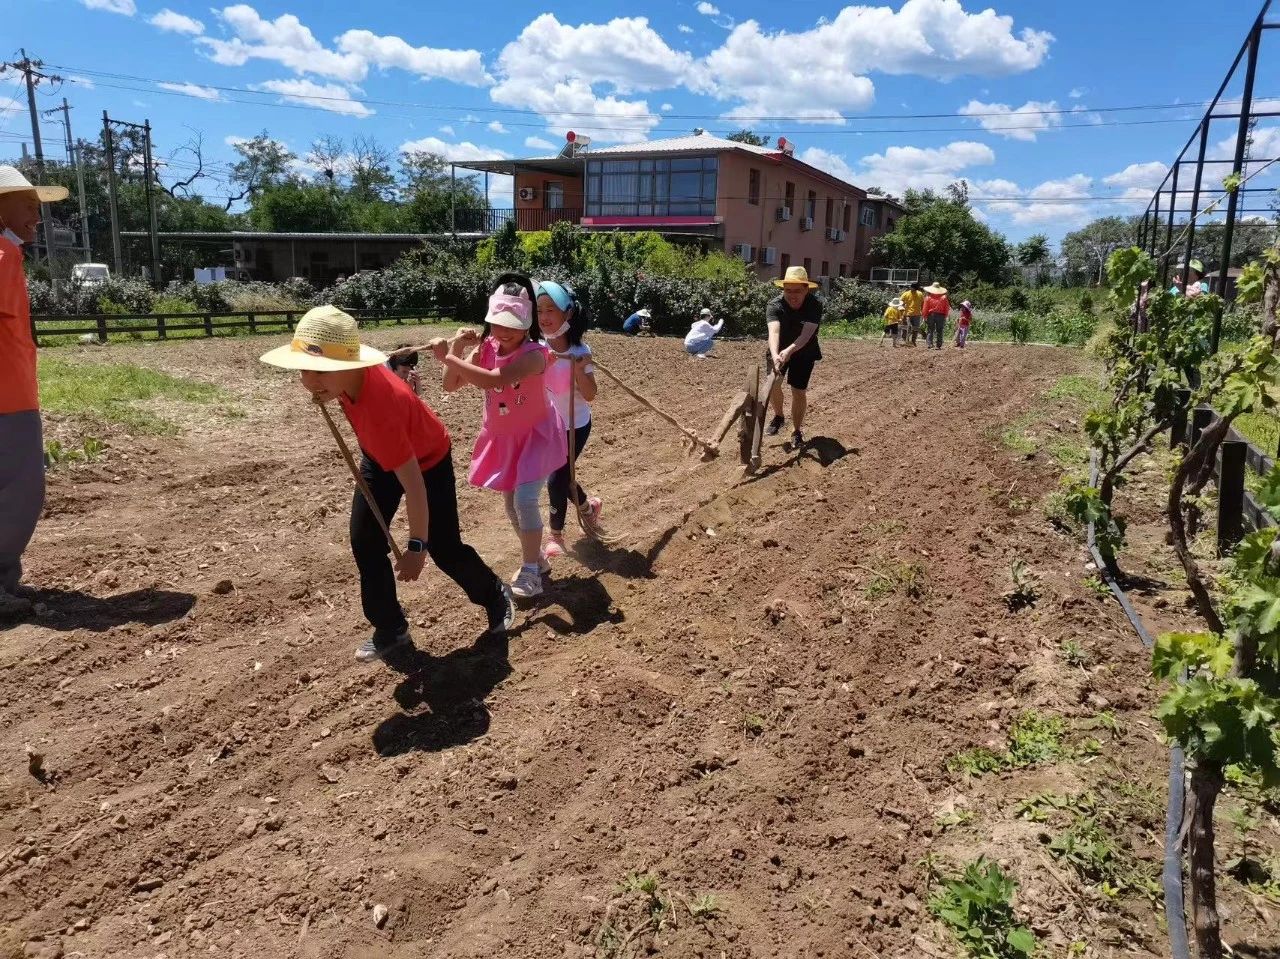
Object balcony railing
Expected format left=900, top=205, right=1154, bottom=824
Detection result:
left=454, top=207, right=583, bottom=234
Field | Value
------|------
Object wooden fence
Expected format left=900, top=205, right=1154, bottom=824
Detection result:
left=1170, top=389, right=1275, bottom=553
left=31, top=308, right=447, bottom=346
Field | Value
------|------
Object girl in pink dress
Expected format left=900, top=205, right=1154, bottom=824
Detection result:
left=437, top=274, right=567, bottom=599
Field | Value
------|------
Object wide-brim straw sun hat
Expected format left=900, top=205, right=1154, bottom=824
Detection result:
left=774, top=265, right=818, bottom=289
left=925, top=283, right=947, bottom=295
left=0, top=165, right=69, bottom=202
left=259, top=305, right=387, bottom=371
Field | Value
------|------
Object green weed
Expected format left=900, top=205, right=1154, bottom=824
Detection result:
left=43, top=436, right=106, bottom=468
left=742, top=714, right=766, bottom=738
left=1047, top=817, right=1160, bottom=900
left=865, top=561, right=928, bottom=600
left=1044, top=374, right=1106, bottom=406
left=1014, top=791, right=1098, bottom=823
left=936, top=808, right=975, bottom=831
left=948, top=712, right=1096, bottom=776
left=38, top=357, right=226, bottom=434
left=686, top=895, right=721, bottom=920
left=1060, top=638, right=1090, bottom=667
left=928, top=858, right=1037, bottom=959
left=1003, top=559, right=1039, bottom=611
left=1082, top=573, right=1110, bottom=597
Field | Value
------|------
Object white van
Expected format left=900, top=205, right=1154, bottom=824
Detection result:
left=71, top=263, right=110, bottom=287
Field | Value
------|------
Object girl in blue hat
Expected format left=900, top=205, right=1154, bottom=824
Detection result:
left=535, top=280, right=602, bottom=559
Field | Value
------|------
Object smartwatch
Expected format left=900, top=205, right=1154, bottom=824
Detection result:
left=407, top=538, right=428, bottom=553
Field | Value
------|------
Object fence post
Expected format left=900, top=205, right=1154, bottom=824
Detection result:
left=1170, top=388, right=1191, bottom=448
left=204, top=313, right=213, bottom=337
left=96, top=314, right=108, bottom=343
left=248, top=312, right=257, bottom=334
left=156, top=313, right=167, bottom=340
left=1190, top=406, right=1213, bottom=449
left=1218, top=439, right=1247, bottom=554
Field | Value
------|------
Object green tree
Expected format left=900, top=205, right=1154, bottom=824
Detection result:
left=1061, top=216, right=1138, bottom=286
left=399, top=150, right=486, bottom=231
left=227, top=132, right=296, bottom=207
left=726, top=129, right=771, bottom=147
left=249, top=181, right=354, bottom=232
left=1016, top=233, right=1050, bottom=267
left=870, top=184, right=1011, bottom=284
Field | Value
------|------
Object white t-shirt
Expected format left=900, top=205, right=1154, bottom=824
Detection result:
left=545, top=342, right=594, bottom=430
left=684, top=318, right=723, bottom=350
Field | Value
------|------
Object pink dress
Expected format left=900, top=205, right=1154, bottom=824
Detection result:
left=468, top=338, right=568, bottom=492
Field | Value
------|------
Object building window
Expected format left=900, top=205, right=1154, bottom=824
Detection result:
left=821, top=260, right=829, bottom=277
left=860, top=203, right=879, bottom=228
left=839, top=264, right=847, bottom=277
left=748, top=168, right=761, bottom=206
left=842, top=204, right=852, bottom=232
left=824, top=198, right=834, bottom=228
left=780, top=252, right=791, bottom=271
left=584, top=155, right=718, bottom=217
left=806, top=191, right=816, bottom=220
left=803, top=257, right=812, bottom=275
left=544, top=182, right=564, bottom=210
left=784, top=181, right=795, bottom=214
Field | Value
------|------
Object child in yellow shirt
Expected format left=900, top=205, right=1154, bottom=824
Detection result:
left=882, top=297, right=905, bottom=346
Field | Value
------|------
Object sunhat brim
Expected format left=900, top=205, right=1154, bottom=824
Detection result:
left=925, top=284, right=947, bottom=294
left=259, top=342, right=387, bottom=371
left=487, top=312, right=531, bottom=331
left=774, top=278, right=818, bottom=289
left=0, top=184, right=70, bottom=202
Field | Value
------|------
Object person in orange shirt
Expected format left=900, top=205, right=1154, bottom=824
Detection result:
left=0, top=166, right=68, bottom=618
left=922, top=283, right=951, bottom=351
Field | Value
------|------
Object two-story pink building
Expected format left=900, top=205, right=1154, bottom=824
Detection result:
left=458, top=132, right=902, bottom=281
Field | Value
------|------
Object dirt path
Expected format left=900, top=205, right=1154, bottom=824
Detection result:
left=0, top=333, right=1201, bottom=958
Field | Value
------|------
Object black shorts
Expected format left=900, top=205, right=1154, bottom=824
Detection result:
left=765, top=349, right=818, bottom=391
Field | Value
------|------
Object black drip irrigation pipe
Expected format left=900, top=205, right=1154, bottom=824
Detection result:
left=1087, top=457, right=1191, bottom=959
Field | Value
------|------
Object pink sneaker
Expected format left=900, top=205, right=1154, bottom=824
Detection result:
left=586, top=496, right=603, bottom=521
left=543, top=533, right=566, bottom=559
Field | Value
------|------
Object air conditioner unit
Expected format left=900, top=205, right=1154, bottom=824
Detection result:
left=776, top=206, right=792, bottom=222
left=800, top=217, right=814, bottom=232
left=517, top=186, right=537, bottom=201
left=833, top=229, right=846, bottom=243
left=733, top=243, right=755, bottom=263
left=825, top=227, right=838, bottom=241
left=761, top=246, right=778, bottom=266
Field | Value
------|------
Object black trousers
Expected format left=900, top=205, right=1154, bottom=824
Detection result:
left=350, top=448, right=503, bottom=633
left=547, top=421, right=592, bottom=532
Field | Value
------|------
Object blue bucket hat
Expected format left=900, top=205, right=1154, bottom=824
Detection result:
left=535, top=280, right=574, bottom=313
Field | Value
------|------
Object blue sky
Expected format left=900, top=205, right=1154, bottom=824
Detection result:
left=4, top=0, right=1277, bottom=243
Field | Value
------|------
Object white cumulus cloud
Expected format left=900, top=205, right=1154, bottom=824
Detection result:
left=439, top=125, right=455, bottom=136
left=678, top=24, right=694, bottom=34
left=253, top=78, right=373, bottom=117
left=158, top=81, right=222, bottom=101
left=489, top=14, right=698, bottom=142
left=975, top=173, right=1093, bottom=225
left=488, top=120, right=509, bottom=134
left=1102, top=161, right=1169, bottom=190
left=399, top=136, right=510, bottom=164
left=335, top=29, right=491, bottom=86
left=957, top=99, right=1060, bottom=141
left=704, top=0, right=1051, bottom=123
left=525, top=136, right=556, bottom=150
left=81, top=0, right=136, bottom=14
left=799, top=140, right=996, bottom=197
left=199, top=5, right=367, bottom=82
left=150, top=8, right=204, bottom=34
left=696, top=2, right=721, bottom=15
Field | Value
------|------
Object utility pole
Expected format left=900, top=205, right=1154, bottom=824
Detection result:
left=9, top=50, right=59, bottom=267
left=102, top=112, right=123, bottom=275
left=142, top=120, right=160, bottom=286
left=46, top=98, right=91, bottom=262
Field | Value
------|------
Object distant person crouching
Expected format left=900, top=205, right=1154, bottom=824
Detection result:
left=684, top=307, right=723, bottom=358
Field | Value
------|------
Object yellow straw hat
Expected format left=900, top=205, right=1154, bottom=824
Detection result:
left=259, top=305, right=387, bottom=371
left=925, top=283, right=947, bottom=295
left=0, top=165, right=69, bottom=202
left=773, top=265, right=818, bottom=289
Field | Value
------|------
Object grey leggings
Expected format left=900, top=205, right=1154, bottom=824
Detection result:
left=0, top=410, right=45, bottom=593
left=503, top=479, right=544, bottom=532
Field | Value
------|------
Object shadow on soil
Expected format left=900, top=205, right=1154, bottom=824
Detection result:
left=526, top=573, right=625, bottom=635
left=571, top=523, right=681, bottom=579
left=371, top=634, right=511, bottom=756
left=1, top=588, right=197, bottom=633
left=739, top=435, right=854, bottom=485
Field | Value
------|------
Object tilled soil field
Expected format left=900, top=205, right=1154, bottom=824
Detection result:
left=2, top=331, right=1269, bottom=958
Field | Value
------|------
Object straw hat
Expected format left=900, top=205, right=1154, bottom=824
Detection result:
left=637, top=308, right=652, bottom=318
left=925, top=283, right=947, bottom=295
left=774, top=265, right=818, bottom=289
left=259, top=305, right=387, bottom=371
left=700, top=307, right=713, bottom=317
left=0, top=165, right=69, bottom=202
left=889, top=297, right=904, bottom=309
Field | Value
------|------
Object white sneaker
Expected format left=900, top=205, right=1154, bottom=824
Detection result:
left=510, top=566, right=543, bottom=599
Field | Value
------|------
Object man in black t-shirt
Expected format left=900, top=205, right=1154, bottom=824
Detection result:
left=764, top=265, right=822, bottom=446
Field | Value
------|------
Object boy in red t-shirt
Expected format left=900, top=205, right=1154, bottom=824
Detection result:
left=262, top=306, right=513, bottom=662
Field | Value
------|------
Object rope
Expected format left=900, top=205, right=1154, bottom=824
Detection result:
left=317, top=400, right=403, bottom=563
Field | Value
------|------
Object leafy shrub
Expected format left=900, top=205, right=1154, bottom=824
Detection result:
left=1078, top=290, right=1094, bottom=314
left=826, top=279, right=894, bottom=324
left=152, top=295, right=197, bottom=314
left=1009, top=313, right=1032, bottom=343
left=1006, top=287, right=1030, bottom=312
left=1047, top=311, right=1097, bottom=346
left=93, top=277, right=155, bottom=314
